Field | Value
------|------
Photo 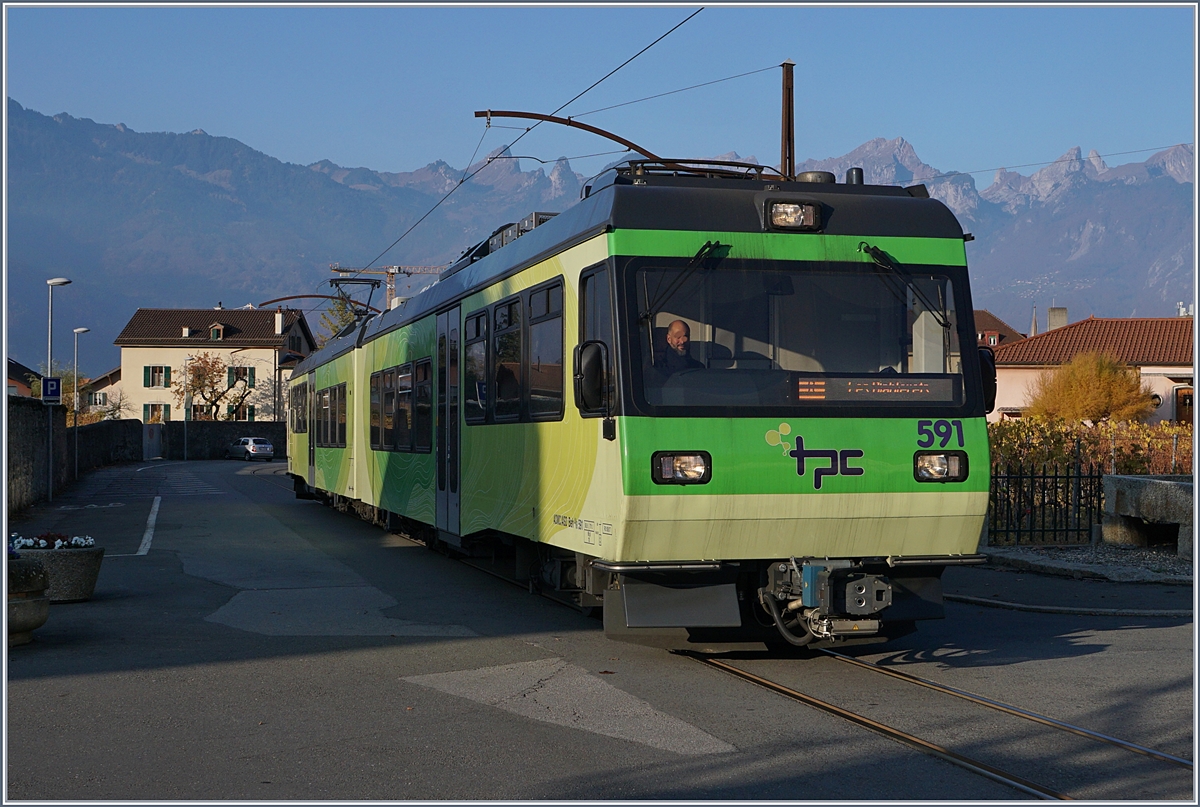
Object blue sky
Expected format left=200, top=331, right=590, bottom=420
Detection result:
left=3, top=4, right=1196, bottom=374
left=5, top=4, right=1196, bottom=184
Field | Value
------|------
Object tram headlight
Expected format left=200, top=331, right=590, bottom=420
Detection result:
left=651, top=451, right=712, bottom=485
left=914, top=451, right=969, bottom=482
left=768, top=201, right=821, bottom=231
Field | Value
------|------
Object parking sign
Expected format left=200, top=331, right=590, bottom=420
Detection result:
left=42, top=377, right=62, bottom=405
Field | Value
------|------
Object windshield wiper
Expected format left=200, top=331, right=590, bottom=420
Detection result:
left=641, top=240, right=727, bottom=364
left=858, top=241, right=951, bottom=330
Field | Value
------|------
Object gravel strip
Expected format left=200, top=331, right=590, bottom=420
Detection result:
left=983, top=543, right=1193, bottom=583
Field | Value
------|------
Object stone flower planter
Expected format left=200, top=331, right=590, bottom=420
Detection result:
left=8, top=556, right=51, bottom=646
left=19, top=547, right=105, bottom=603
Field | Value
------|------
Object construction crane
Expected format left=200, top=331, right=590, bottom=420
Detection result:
left=330, top=263, right=445, bottom=309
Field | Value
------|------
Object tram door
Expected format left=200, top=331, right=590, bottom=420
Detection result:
left=436, top=307, right=461, bottom=535
left=307, top=372, right=316, bottom=487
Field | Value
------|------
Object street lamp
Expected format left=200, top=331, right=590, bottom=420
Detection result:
left=46, top=277, right=72, bottom=503
left=73, top=327, right=90, bottom=479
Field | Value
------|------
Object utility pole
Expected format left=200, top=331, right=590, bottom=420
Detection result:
left=780, top=60, right=795, bottom=181
left=330, top=264, right=444, bottom=309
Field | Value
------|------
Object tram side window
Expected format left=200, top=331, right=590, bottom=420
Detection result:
left=528, top=282, right=564, bottom=420
left=336, top=383, right=347, bottom=447
left=414, top=359, right=433, bottom=452
left=464, top=311, right=488, bottom=424
left=394, top=363, right=413, bottom=450
left=321, top=388, right=332, bottom=447
left=290, top=384, right=307, bottom=433
left=493, top=298, right=523, bottom=421
left=370, top=372, right=382, bottom=449
left=382, top=369, right=395, bottom=449
left=298, top=383, right=308, bottom=433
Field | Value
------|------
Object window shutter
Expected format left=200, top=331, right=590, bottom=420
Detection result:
left=227, top=405, right=235, bottom=417
left=248, top=367, right=256, bottom=388
left=144, top=366, right=151, bottom=387
left=143, top=404, right=150, bottom=422
left=163, top=366, right=171, bottom=387
left=163, top=404, right=170, bottom=421
left=228, top=368, right=235, bottom=388
left=248, top=405, right=255, bottom=422
left=184, top=403, right=191, bottom=421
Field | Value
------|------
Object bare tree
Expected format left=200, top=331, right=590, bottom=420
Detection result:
left=101, top=386, right=134, bottom=421
left=172, top=352, right=257, bottom=421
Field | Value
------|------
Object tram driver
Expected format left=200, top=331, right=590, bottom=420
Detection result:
left=654, top=319, right=704, bottom=374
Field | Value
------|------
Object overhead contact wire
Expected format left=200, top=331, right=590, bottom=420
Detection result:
left=356, top=6, right=703, bottom=274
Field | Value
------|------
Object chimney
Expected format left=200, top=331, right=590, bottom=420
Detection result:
left=275, top=308, right=283, bottom=335
left=1047, top=307, right=1068, bottom=330
left=182, top=326, right=191, bottom=337
left=1029, top=306, right=1038, bottom=337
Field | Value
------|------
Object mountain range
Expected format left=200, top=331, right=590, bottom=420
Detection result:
left=5, top=97, right=1193, bottom=373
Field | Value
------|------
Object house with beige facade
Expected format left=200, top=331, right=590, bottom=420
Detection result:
left=112, top=306, right=315, bottom=423
left=991, top=316, right=1193, bottom=425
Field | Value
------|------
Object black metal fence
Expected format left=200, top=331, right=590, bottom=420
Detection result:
left=989, top=464, right=1104, bottom=546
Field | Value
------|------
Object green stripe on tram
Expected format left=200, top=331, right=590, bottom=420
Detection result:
left=620, top=416, right=990, bottom=497
left=608, top=230, right=968, bottom=266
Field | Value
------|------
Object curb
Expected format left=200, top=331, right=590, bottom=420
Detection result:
left=979, top=549, right=1193, bottom=586
left=945, top=593, right=1192, bottom=618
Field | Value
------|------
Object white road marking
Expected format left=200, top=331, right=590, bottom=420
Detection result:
left=404, top=658, right=736, bottom=755
left=136, top=461, right=184, bottom=472
left=137, top=496, right=161, bottom=555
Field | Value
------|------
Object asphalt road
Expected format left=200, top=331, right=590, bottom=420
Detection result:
left=7, top=460, right=1193, bottom=800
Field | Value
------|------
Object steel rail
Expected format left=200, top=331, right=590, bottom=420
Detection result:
left=688, top=654, right=1070, bottom=801
left=822, top=649, right=1194, bottom=770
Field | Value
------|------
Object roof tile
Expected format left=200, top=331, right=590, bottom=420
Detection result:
left=114, top=308, right=310, bottom=347
left=993, top=317, right=1193, bottom=366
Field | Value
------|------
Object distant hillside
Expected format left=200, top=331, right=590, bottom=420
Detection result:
left=5, top=97, right=1193, bottom=371
left=798, top=136, right=1194, bottom=326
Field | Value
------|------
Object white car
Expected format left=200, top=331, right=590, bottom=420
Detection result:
left=225, top=437, right=275, bottom=461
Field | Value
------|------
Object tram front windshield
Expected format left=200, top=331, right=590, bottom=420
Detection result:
left=633, top=261, right=966, bottom=409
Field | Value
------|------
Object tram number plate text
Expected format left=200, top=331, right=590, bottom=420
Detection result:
left=916, top=419, right=964, bottom=448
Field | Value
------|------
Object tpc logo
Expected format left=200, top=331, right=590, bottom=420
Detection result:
left=765, top=424, right=864, bottom=490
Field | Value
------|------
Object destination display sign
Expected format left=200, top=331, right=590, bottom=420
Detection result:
left=796, top=376, right=957, bottom=402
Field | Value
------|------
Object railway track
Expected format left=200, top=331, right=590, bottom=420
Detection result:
left=685, top=650, right=1192, bottom=801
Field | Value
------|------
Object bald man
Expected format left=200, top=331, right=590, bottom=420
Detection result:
left=654, top=319, right=704, bottom=373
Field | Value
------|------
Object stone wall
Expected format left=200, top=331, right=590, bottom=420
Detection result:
left=7, top=397, right=140, bottom=513
left=74, top=419, right=144, bottom=472
left=7, top=396, right=66, bottom=513
left=162, top=421, right=287, bottom=460
left=1101, top=474, right=1194, bottom=559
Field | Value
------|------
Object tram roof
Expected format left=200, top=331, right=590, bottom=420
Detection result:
left=293, top=172, right=964, bottom=376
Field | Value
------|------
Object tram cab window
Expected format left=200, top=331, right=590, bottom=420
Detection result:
left=634, top=262, right=965, bottom=409
left=581, top=267, right=614, bottom=347
left=464, top=311, right=488, bottom=424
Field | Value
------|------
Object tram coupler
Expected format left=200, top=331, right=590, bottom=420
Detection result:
left=765, top=559, right=893, bottom=619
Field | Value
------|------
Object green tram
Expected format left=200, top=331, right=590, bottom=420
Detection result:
left=286, top=161, right=998, bottom=649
